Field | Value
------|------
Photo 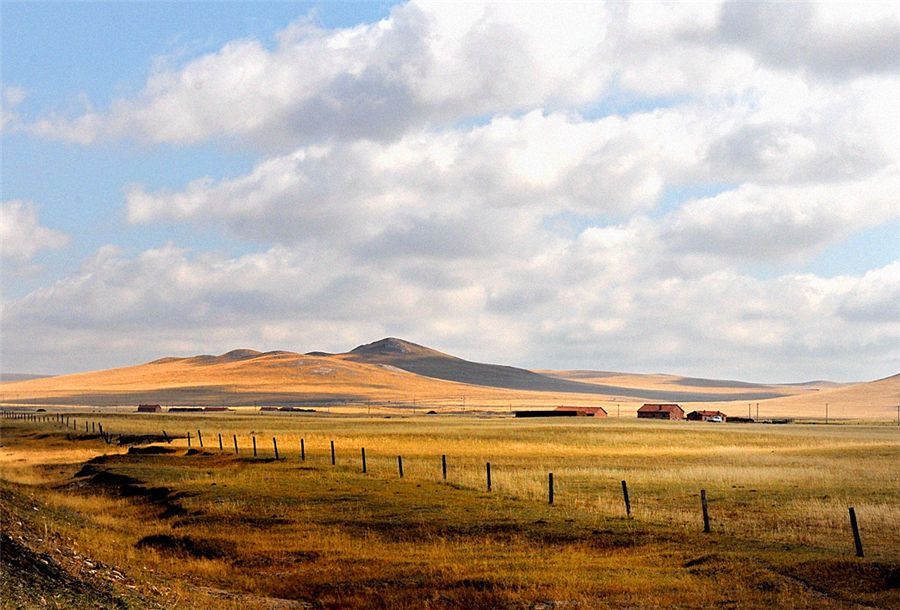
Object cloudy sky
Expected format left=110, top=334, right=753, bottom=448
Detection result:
left=2, top=1, right=899, bottom=382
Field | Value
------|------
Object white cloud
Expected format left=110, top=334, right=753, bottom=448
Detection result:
left=0, top=200, right=69, bottom=264
left=21, top=1, right=897, bottom=151
left=5, top=1, right=900, bottom=381
left=4, top=238, right=898, bottom=380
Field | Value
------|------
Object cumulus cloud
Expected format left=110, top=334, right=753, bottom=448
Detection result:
left=0, top=200, right=69, bottom=264
left=4, top=238, right=898, bottom=380
left=717, top=2, right=900, bottom=78
left=5, top=1, right=900, bottom=380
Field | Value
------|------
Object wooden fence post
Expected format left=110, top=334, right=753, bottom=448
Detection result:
left=361, top=448, right=367, bottom=473
left=486, top=462, right=492, bottom=491
left=197, top=430, right=203, bottom=448
left=622, top=480, right=631, bottom=517
left=849, top=507, right=864, bottom=557
left=330, top=441, right=335, bottom=465
left=252, top=436, right=257, bottom=457
left=218, top=433, right=223, bottom=451
left=273, top=437, right=279, bottom=460
left=398, top=455, right=404, bottom=478
left=548, top=472, right=554, bottom=505
left=233, top=434, right=238, bottom=454
left=301, top=438, right=305, bottom=461
left=441, top=454, right=447, bottom=480
left=187, top=431, right=192, bottom=448
left=701, top=489, right=710, bottom=533
left=162, top=430, right=169, bottom=444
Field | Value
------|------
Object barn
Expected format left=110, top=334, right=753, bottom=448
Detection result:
left=687, top=410, right=726, bottom=422
left=136, top=404, right=161, bottom=413
left=554, top=406, right=608, bottom=417
left=637, top=403, right=684, bottom=420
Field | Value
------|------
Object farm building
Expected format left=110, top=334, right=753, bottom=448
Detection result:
left=637, top=403, right=685, bottom=420
left=515, top=410, right=577, bottom=418
left=687, top=410, right=726, bottom=422
left=136, top=404, right=161, bottom=413
left=204, top=406, right=230, bottom=412
left=259, top=406, right=279, bottom=412
left=554, top=406, right=608, bottom=417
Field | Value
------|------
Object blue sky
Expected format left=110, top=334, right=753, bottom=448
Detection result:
left=2, top=1, right=899, bottom=381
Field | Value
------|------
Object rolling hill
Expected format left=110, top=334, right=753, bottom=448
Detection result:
left=1, top=338, right=896, bottom=419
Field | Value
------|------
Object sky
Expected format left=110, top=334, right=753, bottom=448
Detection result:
left=2, top=1, right=899, bottom=382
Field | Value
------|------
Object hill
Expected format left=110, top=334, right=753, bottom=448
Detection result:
left=1, top=338, right=895, bottom=418
left=344, top=338, right=790, bottom=402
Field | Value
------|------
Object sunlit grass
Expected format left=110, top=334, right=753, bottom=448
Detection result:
left=3, top=414, right=898, bottom=607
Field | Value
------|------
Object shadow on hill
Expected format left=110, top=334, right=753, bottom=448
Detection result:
left=345, top=338, right=787, bottom=402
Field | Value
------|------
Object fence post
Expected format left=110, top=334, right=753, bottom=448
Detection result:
left=233, top=434, right=238, bottom=454
left=187, top=431, right=192, bottom=448
left=197, top=430, right=203, bottom=448
left=622, top=480, right=631, bottom=517
left=701, top=489, right=710, bottom=533
left=548, top=472, right=554, bottom=505
left=398, top=455, right=404, bottom=478
left=849, top=507, right=864, bottom=557
left=273, top=437, right=279, bottom=460
left=442, top=454, right=447, bottom=480
left=252, top=436, right=257, bottom=457
left=301, top=438, right=305, bottom=461
left=330, top=441, right=335, bottom=465
left=486, top=462, right=492, bottom=491
left=361, top=448, right=367, bottom=473
left=218, top=433, right=223, bottom=451
left=162, top=430, right=169, bottom=444
left=92, top=422, right=96, bottom=434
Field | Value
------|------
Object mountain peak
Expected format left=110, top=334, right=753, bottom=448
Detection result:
left=349, top=337, right=431, bottom=357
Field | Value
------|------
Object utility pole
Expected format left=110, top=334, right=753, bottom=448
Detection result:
left=825, top=402, right=829, bottom=424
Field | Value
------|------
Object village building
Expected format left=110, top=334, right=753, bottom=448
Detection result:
left=687, top=410, right=726, bottom=422
left=554, top=406, right=608, bottom=417
left=136, top=404, right=161, bottom=413
left=636, top=403, right=685, bottom=420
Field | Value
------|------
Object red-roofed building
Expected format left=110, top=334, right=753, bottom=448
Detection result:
left=554, top=406, right=608, bottom=417
left=687, top=410, right=726, bottom=422
left=637, top=403, right=684, bottom=420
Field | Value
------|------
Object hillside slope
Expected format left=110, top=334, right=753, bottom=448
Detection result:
left=342, top=338, right=790, bottom=401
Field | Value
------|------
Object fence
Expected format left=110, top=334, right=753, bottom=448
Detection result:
left=0, top=409, right=881, bottom=559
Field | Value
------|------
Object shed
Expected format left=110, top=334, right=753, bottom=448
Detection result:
left=687, top=410, right=726, bottom=422
left=515, top=410, right=577, bottom=418
left=137, top=404, right=161, bottom=413
left=554, top=406, right=608, bottom=417
left=637, top=403, right=684, bottom=420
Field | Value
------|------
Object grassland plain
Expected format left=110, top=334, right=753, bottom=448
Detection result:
left=1, top=413, right=898, bottom=608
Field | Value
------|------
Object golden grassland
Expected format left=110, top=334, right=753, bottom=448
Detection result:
left=2, top=412, right=898, bottom=608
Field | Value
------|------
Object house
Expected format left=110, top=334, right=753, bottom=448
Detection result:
left=554, top=406, right=608, bottom=417
left=136, top=404, right=161, bottom=413
left=687, top=410, right=726, bottom=422
left=637, top=403, right=684, bottom=420
left=515, top=410, right=577, bottom=418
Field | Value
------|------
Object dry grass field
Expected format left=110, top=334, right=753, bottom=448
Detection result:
left=2, top=411, right=898, bottom=608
